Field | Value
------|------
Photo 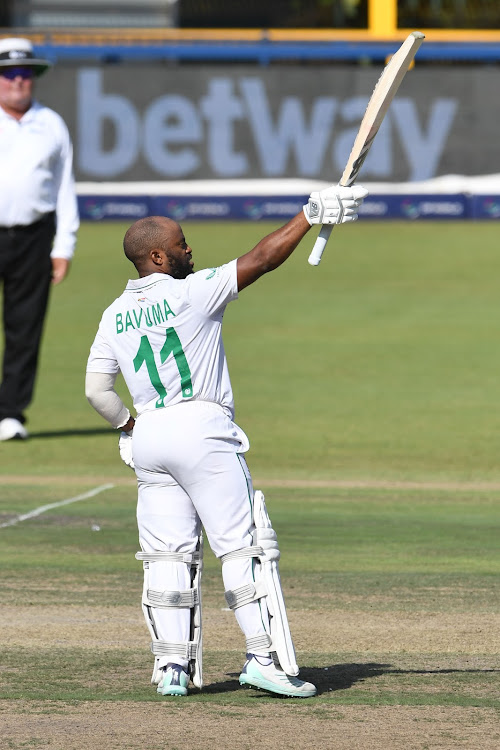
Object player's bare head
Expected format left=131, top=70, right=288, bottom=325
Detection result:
left=123, top=216, right=175, bottom=269
left=123, top=216, right=193, bottom=278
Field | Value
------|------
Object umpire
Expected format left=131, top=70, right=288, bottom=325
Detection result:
left=0, top=38, right=79, bottom=441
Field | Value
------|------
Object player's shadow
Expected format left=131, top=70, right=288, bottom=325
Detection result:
left=305, top=662, right=392, bottom=695
left=204, top=662, right=391, bottom=697
left=205, top=662, right=500, bottom=697
left=28, top=427, right=114, bottom=439
left=298, top=663, right=500, bottom=696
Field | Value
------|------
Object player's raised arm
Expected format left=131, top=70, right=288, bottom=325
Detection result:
left=236, top=185, right=368, bottom=291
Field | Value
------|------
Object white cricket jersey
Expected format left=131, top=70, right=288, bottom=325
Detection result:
left=0, top=100, right=79, bottom=259
left=87, top=261, right=239, bottom=418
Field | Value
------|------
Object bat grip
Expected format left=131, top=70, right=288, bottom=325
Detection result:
left=307, top=225, right=333, bottom=266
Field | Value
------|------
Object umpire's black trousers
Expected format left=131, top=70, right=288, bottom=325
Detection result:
left=0, top=213, right=56, bottom=424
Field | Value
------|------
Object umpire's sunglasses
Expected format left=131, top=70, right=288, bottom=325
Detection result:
left=0, top=67, right=34, bottom=80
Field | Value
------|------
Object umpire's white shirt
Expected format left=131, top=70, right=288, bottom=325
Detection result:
left=0, top=100, right=79, bottom=259
left=87, top=262, right=239, bottom=418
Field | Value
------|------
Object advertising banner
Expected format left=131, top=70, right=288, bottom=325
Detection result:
left=36, top=63, right=500, bottom=183
left=77, top=193, right=479, bottom=221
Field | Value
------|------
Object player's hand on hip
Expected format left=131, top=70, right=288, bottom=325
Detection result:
left=119, top=430, right=135, bottom=470
left=303, top=184, right=368, bottom=226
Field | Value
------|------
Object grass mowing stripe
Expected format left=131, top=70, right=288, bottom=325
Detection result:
left=6, top=474, right=500, bottom=491
left=0, top=483, right=115, bottom=528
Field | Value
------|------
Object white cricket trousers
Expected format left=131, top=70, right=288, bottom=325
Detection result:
left=133, top=400, right=269, bottom=670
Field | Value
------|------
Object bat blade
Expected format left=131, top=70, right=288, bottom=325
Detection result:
left=308, top=31, right=425, bottom=267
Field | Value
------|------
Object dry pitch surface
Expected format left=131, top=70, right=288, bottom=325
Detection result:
left=1, top=602, right=499, bottom=750
left=1, top=477, right=499, bottom=750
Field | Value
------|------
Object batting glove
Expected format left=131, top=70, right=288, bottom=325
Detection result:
left=303, top=184, right=368, bottom=226
left=118, top=430, right=135, bottom=470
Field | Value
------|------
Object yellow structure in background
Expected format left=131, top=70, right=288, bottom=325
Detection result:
left=370, top=0, right=500, bottom=40
left=3, top=0, right=500, bottom=44
left=369, top=0, right=398, bottom=37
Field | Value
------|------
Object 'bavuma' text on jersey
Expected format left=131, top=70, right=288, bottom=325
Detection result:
left=116, top=298, right=176, bottom=334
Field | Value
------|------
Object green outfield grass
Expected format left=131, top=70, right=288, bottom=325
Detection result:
left=1, top=220, right=499, bottom=749
left=2, top=220, right=500, bottom=480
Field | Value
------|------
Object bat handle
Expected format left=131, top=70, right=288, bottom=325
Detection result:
left=307, top=225, right=333, bottom=266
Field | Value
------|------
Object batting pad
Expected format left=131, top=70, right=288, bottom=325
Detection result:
left=221, top=490, right=299, bottom=676
left=135, top=534, right=203, bottom=689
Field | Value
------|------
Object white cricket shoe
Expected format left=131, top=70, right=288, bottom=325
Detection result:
left=0, top=418, right=28, bottom=441
left=239, top=656, right=317, bottom=698
left=156, top=663, right=189, bottom=697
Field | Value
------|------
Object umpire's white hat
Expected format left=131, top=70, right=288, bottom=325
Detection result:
left=0, top=38, right=52, bottom=76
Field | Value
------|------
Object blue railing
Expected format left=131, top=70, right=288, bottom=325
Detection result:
left=33, top=40, right=500, bottom=65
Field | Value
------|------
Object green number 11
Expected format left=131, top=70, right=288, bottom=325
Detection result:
left=133, top=327, right=193, bottom=408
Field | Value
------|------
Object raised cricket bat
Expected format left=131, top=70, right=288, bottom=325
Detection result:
left=308, top=31, right=425, bottom=267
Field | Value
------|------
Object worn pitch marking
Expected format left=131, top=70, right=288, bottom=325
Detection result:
left=0, top=483, right=115, bottom=528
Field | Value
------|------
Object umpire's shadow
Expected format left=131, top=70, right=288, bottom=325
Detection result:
left=28, top=427, right=114, bottom=439
left=204, top=662, right=391, bottom=696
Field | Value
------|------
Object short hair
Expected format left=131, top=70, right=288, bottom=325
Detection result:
left=123, top=216, right=175, bottom=270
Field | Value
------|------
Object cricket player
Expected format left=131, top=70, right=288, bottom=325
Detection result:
left=85, top=183, right=367, bottom=698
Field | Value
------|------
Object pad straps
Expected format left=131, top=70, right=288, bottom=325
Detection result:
left=147, top=588, right=198, bottom=608
left=224, top=579, right=267, bottom=610
left=136, top=550, right=202, bottom=565
left=246, top=633, right=272, bottom=652
left=151, top=640, right=198, bottom=661
left=220, top=546, right=263, bottom=564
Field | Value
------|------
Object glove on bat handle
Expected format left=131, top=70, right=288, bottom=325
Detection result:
left=308, top=225, right=333, bottom=266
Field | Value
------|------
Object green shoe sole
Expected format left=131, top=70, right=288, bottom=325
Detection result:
left=239, top=673, right=315, bottom=698
left=157, top=685, right=188, bottom=697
